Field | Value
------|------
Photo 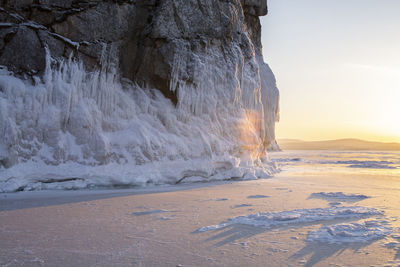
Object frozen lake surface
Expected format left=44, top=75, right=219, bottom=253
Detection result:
left=1, top=150, right=400, bottom=266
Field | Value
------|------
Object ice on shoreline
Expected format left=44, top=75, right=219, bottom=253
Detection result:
left=197, top=206, right=383, bottom=232
left=0, top=48, right=278, bottom=192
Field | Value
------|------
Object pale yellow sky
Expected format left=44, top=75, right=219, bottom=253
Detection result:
left=261, top=0, right=400, bottom=143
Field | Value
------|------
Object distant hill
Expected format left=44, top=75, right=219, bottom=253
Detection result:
left=278, top=138, right=400, bottom=151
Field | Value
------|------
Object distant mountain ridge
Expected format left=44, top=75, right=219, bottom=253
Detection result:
left=278, top=138, right=400, bottom=151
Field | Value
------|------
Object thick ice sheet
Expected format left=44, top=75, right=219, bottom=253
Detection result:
left=2, top=150, right=400, bottom=266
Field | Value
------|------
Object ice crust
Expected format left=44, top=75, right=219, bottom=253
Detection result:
left=197, top=206, right=383, bottom=232
left=0, top=49, right=278, bottom=192
left=308, top=220, right=392, bottom=244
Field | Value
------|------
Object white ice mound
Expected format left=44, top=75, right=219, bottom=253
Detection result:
left=308, top=220, right=392, bottom=244
left=0, top=51, right=278, bottom=192
left=197, top=206, right=383, bottom=232
left=311, top=192, right=370, bottom=200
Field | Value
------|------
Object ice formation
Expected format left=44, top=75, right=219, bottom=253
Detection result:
left=308, top=220, right=392, bottom=244
left=0, top=0, right=281, bottom=192
left=197, top=206, right=383, bottom=232
left=0, top=50, right=277, bottom=192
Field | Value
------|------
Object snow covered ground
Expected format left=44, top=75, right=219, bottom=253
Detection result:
left=1, top=150, right=400, bottom=266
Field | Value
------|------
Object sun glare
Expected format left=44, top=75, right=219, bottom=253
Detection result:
left=238, top=110, right=265, bottom=160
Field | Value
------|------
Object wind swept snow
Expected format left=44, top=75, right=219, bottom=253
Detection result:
left=311, top=192, right=370, bottom=200
left=197, top=206, right=383, bottom=232
left=308, top=220, right=392, bottom=244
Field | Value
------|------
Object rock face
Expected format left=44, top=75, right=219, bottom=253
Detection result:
left=0, top=0, right=280, bottom=192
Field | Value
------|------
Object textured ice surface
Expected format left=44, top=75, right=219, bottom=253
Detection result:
left=197, top=206, right=383, bottom=232
left=311, top=192, right=370, bottom=200
left=0, top=50, right=278, bottom=192
left=308, top=220, right=392, bottom=244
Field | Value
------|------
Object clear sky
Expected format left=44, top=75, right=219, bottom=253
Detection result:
left=261, top=0, right=400, bottom=142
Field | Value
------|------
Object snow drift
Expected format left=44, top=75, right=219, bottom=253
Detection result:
left=308, top=220, right=392, bottom=244
left=197, top=206, right=383, bottom=232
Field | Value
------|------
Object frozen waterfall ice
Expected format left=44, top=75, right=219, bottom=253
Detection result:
left=0, top=49, right=278, bottom=192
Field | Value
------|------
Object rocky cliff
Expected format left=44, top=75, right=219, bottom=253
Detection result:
left=0, top=0, right=280, bottom=192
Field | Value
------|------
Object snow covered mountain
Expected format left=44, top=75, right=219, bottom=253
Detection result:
left=0, top=0, right=280, bottom=192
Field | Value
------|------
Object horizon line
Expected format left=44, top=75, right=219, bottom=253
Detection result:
left=278, top=137, right=400, bottom=144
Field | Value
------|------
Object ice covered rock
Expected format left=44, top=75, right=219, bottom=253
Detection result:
left=0, top=0, right=280, bottom=191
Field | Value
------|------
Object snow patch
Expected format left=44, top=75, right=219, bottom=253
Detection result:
left=348, top=163, right=397, bottom=169
left=132, top=209, right=169, bottom=216
left=232, top=204, right=253, bottom=209
left=311, top=192, right=370, bottom=200
left=334, top=160, right=397, bottom=169
left=247, top=195, right=269, bottom=199
left=329, top=202, right=343, bottom=206
left=197, top=206, right=383, bottom=232
left=273, top=158, right=301, bottom=163
left=308, top=220, right=392, bottom=244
